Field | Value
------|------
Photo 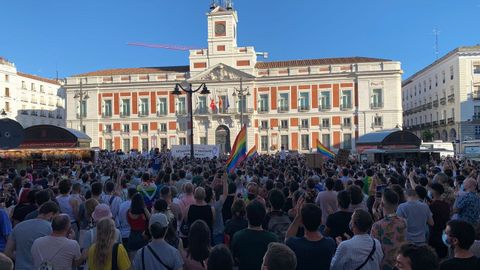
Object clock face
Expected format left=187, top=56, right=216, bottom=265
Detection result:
left=215, top=23, right=226, bottom=35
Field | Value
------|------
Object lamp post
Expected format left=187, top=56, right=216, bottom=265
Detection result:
left=232, top=78, right=250, bottom=127
left=172, top=82, right=210, bottom=159
left=73, top=79, right=89, bottom=133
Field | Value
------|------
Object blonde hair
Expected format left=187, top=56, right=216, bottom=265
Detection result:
left=93, top=217, right=116, bottom=268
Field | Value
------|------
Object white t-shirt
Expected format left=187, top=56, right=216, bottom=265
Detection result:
left=31, top=235, right=81, bottom=270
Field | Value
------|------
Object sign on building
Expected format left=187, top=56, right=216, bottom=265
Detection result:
left=170, top=144, right=220, bottom=159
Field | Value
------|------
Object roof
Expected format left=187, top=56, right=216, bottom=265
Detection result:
left=255, top=56, right=391, bottom=69
left=17, top=72, right=60, bottom=85
left=403, top=45, right=480, bottom=86
left=21, top=125, right=91, bottom=149
left=357, top=129, right=421, bottom=147
left=73, top=65, right=190, bottom=77
left=64, top=127, right=92, bottom=141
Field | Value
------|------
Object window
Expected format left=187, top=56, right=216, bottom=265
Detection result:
left=341, top=90, right=352, bottom=109
left=103, top=100, right=112, bottom=117
left=371, top=89, right=383, bottom=108
left=21, top=81, right=26, bottom=89
left=141, top=124, right=148, bottom=133
left=298, top=92, right=310, bottom=111
left=374, top=116, right=383, bottom=127
left=301, top=119, right=309, bottom=129
left=474, top=65, right=480, bottom=75
left=238, top=95, right=247, bottom=113
left=218, top=95, right=229, bottom=113
left=343, top=134, right=352, bottom=149
left=261, top=136, right=268, bottom=151
left=343, top=117, right=351, bottom=128
left=278, top=93, right=289, bottom=112
left=141, top=138, right=149, bottom=152
left=178, top=122, right=188, bottom=132
left=322, top=118, right=330, bottom=128
left=322, top=134, right=331, bottom=148
left=474, top=106, right=480, bottom=119
left=450, top=66, right=454, bottom=80
left=139, top=98, right=149, bottom=116
left=442, top=71, right=446, bottom=83
left=281, top=135, right=289, bottom=150
left=179, top=138, right=187, bottom=145
left=123, top=139, right=130, bottom=152
left=4, top=75, right=9, bottom=82
left=79, top=100, right=87, bottom=117
left=159, top=123, right=167, bottom=132
left=197, top=96, right=207, bottom=114
left=123, top=124, right=130, bottom=132
left=4, top=88, right=9, bottom=97
left=301, top=134, right=310, bottom=150
left=105, top=139, right=113, bottom=151
left=157, top=98, right=167, bottom=115
left=259, top=94, right=269, bottom=112
left=429, top=79, right=432, bottom=90
left=260, top=120, right=268, bottom=130
left=177, top=97, right=186, bottom=115
left=160, top=138, right=168, bottom=149
left=5, top=102, right=10, bottom=112
left=320, top=91, right=331, bottom=110
left=200, top=137, right=207, bottom=145
left=31, top=83, right=35, bottom=91
left=81, top=125, right=86, bottom=133
left=280, top=120, right=288, bottom=129
left=435, top=75, right=438, bottom=86
left=121, top=99, right=130, bottom=117
left=105, top=124, right=112, bottom=133
left=40, top=85, right=44, bottom=93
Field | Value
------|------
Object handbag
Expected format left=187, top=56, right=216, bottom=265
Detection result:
left=112, top=243, right=120, bottom=270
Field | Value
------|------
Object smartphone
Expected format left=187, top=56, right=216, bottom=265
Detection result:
left=376, top=185, right=387, bottom=198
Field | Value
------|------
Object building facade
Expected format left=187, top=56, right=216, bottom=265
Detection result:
left=65, top=4, right=403, bottom=154
left=402, top=46, right=480, bottom=149
left=0, top=57, right=66, bottom=127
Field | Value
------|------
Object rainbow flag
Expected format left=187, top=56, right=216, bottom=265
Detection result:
left=226, top=125, right=247, bottom=173
left=316, top=139, right=335, bottom=159
left=246, top=145, right=258, bottom=160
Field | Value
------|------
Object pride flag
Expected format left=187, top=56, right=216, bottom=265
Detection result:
left=246, top=145, right=258, bottom=160
left=316, top=139, right=335, bottom=159
left=226, top=125, right=247, bottom=173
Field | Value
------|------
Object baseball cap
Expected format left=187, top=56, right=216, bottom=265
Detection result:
left=149, top=213, right=169, bottom=228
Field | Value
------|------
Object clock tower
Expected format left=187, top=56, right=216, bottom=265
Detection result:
left=189, top=2, right=257, bottom=76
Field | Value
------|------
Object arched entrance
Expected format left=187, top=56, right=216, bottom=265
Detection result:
left=434, top=131, right=441, bottom=141
left=215, top=125, right=231, bottom=155
left=442, top=130, right=448, bottom=142
left=449, top=128, right=457, bottom=141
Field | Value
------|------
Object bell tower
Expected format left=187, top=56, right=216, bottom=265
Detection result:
left=189, top=0, right=257, bottom=76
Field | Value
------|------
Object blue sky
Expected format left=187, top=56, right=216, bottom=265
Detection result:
left=1, top=0, right=479, bottom=79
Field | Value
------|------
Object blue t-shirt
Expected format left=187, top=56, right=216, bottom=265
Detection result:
left=396, top=200, right=432, bottom=244
left=455, top=192, right=480, bottom=225
left=0, top=208, right=12, bottom=252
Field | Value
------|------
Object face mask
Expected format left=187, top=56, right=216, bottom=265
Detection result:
left=442, top=232, right=451, bottom=247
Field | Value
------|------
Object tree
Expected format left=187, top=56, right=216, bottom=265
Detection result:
left=422, top=130, right=434, bottom=142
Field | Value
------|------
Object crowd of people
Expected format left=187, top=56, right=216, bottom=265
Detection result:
left=0, top=148, right=480, bottom=270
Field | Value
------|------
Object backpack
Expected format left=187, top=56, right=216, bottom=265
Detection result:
left=267, top=212, right=291, bottom=242
left=37, top=242, right=67, bottom=270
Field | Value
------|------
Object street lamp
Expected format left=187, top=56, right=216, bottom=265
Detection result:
left=73, top=79, right=89, bottom=133
left=172, top=82, right=210, bottom=159
left=232, top=78, right=250, bottom=127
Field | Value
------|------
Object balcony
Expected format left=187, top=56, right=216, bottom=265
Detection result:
left=238, top=108, right=254, bottom=114
left=298, top=105, right=310, bottom=112
left=258, top=108, right=269, bottom=114
left=340, top=103, right=352, bottom=110
left=319, top=105, right=331, bottom=111
left=76, top=113, right=86, bottom=119
left=370, top=102, right=384, bottom=109
left=341, top=123, right=352, bottom=129
left=138, top=111, right=149, bottom=117
left=432, top=121, right=439, bottom=127
left=320, top=124, right=330, bottom=129
left=279, top=125, right=289, bottom=130
left=440, top=97, right=446, bottom=105
left=448, top=94, right=455, bottom=103
left=120, top=113, right=130, bottom=118
left=372, top=122, right=383, bottom=128
left=278, top=106, right=289, bottom=113
left=31, top=111, right=38, bottom=116
left=447, top=117, right=454, bottom=124
left=139, top=129, right=149, bottom=135
left=157, top=111, right=168, bottom=116
left=427, top=102, right=432, bottom=109
left=194, top=108, right=209, bottom=115
left=439, top=119, right=446, bottom=125
left=56, top=115, right=63, bottom=119
left=102, top=112, right=112, bottom=118
left=157, top=128, right=167, bottom=134
left=102, top=130, right=112, bottom=135
left=176, top=110, right=187, bottom=116
left=433, top=100, right=439, bottom=107
left=20, top=110, right=28, bottom=115
left=120, top=130, right=130, bottom=135
left=39, top=112, right=46, bottom=118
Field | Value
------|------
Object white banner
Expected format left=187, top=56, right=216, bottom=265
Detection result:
left=170, top=144, right=220, bottom=159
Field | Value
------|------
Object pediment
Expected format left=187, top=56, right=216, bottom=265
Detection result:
left=189, top=63, right=255, bottom=82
